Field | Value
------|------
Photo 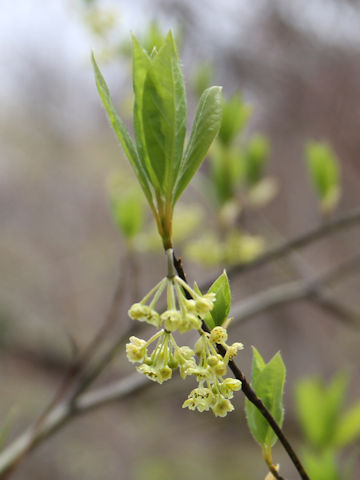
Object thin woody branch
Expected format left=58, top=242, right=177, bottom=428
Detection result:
left=230, top=252, right=360, bottom=328
left=172, top=252, right=310, bottom=480
left=0, top=374, right=148, bottom=478
left=228, top=206, right=360, bottom=277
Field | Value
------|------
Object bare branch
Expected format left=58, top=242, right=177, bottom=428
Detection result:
left=230, top=253, right=360, bottom=328
left=0, top=374, right=148, bottom=478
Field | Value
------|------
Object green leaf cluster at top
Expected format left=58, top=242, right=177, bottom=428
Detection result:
left=92, top=31, right=223, bottom=249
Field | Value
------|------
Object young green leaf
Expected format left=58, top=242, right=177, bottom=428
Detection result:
left=218, top=93, right=252, bottom=146
left=302, top=449, right=342, bottom=480
left=305, top=141, right=341, bottom=213
left=210, top=145, right=242, bottom=206
left=242, top=135, right=270, bottom=187
left=204, top=270, right=231, bottom=329
left=294, top=373, right=348, bottom=449
left=131, top=35, right=155, bottom=187
left=193, top=62, right=213, bottom=99
left=91, top=52, right=154, bottom=207
left=142, top=31, right=186, bottom=198
left=333, top=402, right=360, bottom=448
left=245, top=348, right=286, bottom=448
left=173, top=86, right=223, bottom=205
left=108, top=185, right=144, bottom=241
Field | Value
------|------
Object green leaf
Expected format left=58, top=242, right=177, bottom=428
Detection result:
left=252, top=346, right=266, bottom=380
left=142, top=31, right=187, bottom=198
left=91, top=52, right=154, bottom=207
left=142, top=21, right=166, bottom=54
left=302, top=449, right=342, bottom=480
left=305, top=141, right=340, bottom=212
left=294, top=373, right=348, bottom=449
left=132, top=35, right=155, bottom=187
left=173, top=86, right=223, bottom=204
left=210, top=144, right=242, bottom=206
left=333, top=402, right=360, bottom=448
left=204, top=271, right=231, bottom=329
left=108, top=185, right=144, bottom=241
left=242, top=135, right=270, bottom=187
left=218, top=93, right=252, bottom=146
left=245, top=348, right=286, bottom=447
left=193, top=62, right=213, bottom=98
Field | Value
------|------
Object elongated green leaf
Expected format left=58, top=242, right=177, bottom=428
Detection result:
left=92, top=53, right=154, bottom=206
left=132, top=35, right=155, bottom=185
left=142, top=31, right=186, bottom=197
left=245, top=348, right=286, bottom=447
left=252, top=346, right=266, bottom=380
left=333, top=402, right=360, bottom=447
left=204, top=270, right=231, bottom=329
left=173, top=86, right=223, bottom=205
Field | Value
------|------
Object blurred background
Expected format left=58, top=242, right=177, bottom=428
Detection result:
left=1, top=0, right=360, bottom=478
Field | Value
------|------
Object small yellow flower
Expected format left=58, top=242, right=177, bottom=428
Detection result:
left=225, top=342, right=244, bottom=361
left=220, top=378, right=242, bottom=398
left=212, top=398, right=234, bottom=417
left=182, top=387, right=214, bottom=412
left=178, top=313, right=202, bottom=333
left=128, top=303, right=160, bottom=327
left=209, top=326, right=228, bottom=344
left=126, top=336, right=147, bottom=363
left=161, top=310, right=182, bottom=331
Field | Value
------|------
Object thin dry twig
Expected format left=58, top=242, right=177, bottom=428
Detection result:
left=230, top=252, right=360, bottom=328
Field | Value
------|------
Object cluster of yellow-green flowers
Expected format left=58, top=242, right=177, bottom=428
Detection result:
left=126, top=275, right=244, bottom=417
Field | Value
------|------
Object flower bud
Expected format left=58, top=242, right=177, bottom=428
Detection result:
left=184, top=299, right=197, bottom=313
left=194, top=336, right=206, bottom=355
left=195, top=293, right=215, bottom=316
left=207, top=355, right=220, bottom=367
left=226, top=342, right=244, bottom=360
left=214, top=361, right=227, bottom=377
left=128, top=303, right=160, bottom=327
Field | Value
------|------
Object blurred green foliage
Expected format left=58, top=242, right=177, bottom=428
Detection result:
left=305, top=141, right=341, bottom=214
left=295, top=373, right=360, bottom=480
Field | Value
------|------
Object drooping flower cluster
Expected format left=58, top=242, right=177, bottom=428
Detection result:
left=182, top=327, right=243, bottom=416
left=126, top=275, right=244, bottom=416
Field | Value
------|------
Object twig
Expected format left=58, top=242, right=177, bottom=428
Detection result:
left=198, top=206, right=360, bottom=292
left=230, top=206, right=360, bottom=275
left=230, top=253, right=360, bottom=328
left=172, top=251, right=309, bottom=480
left=0, top=374, right=148, bottom=478
left=0, top=255, right=133, bottom=478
